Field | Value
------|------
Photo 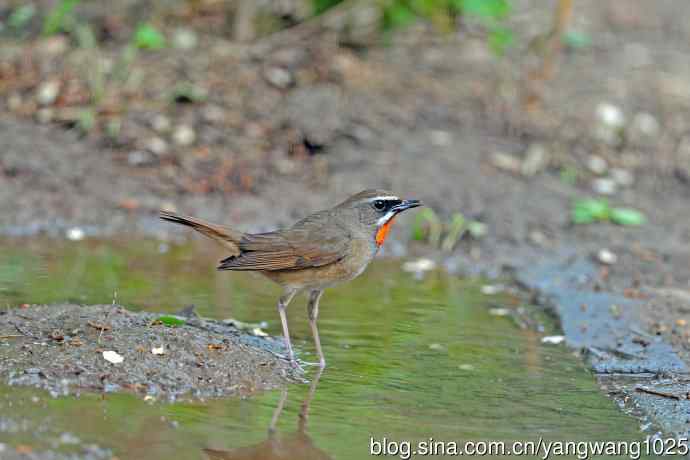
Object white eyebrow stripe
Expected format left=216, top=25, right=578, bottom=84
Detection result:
left=368, top=196, right=400, bottom=202
left=376, top=210, right=397, bottom=226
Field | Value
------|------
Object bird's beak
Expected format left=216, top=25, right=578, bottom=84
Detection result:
left=392, top=199, right=422, bottom=213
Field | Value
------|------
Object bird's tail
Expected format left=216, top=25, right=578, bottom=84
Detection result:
left=160, top=210, right=243, bottom=255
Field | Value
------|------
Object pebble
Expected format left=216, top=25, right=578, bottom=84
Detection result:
left=458, top=364, right=475, bottom=371
left=128, top=150, right=156, bottom=167
left=430, top=130, right=452, bottom=147
left=402, top=258, right=437, bottom=274
left=490, top=152, right=521, bottom=174
left=172, top=28, right=198, bottom=50
left=151, top=346, right=166, bottom=355
left=102, top=350, right=124, bottom=364
left=596, top=102, right=626, bottom=129
left=264, top=66, right=293, bottom=89
left=610, top=168, right=634, bottom=187
left=172, top=125, right=196, bottom=146
left=202, top=105, right=225, bottom=123
left=521, top=143, right=549, bottom=177
left=146, top=137, right=168, bottom=155
left=630, top=112, right=660, bottom=138
left=586, top=155, right=608, bottom=175
left=481, top=284, right=504, bottom=295
left=151, top=114, right=171, bottom=133
left=594, top=102, right=626, bottom=146
left=428, top=343, right=445, bottom=351
left=541, top=335, right=565, bottom=345
left=597, top=248, right=618, bottom=265
left=7, top=92, right=22, bottom=111
left=36, top=80, right=61, bottom=105
left=66, top=227, right=85, bottom=241
left=489, top=308, right=510, bottom=316
left=35, top=108, right=54, bottom=124
left=592, top=177, right=617, bottom=195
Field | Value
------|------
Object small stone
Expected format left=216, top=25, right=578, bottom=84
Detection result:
left=151, top=346, right=166, bottom=355
left=7, top=93, right=22, bottom=111
left=481, top=284, right=503, bottom=295
left=489, top=308, right=510, bottom=316
left=610, top=168, right=634, bottom=187
left=66, top=227, right=84, bottom=241
left=428, top=343, right=445, bottom=351
left=24, top=368, right=41, bottom=375
left=264, top=66, right=293, bottom=89
left=541, top=335, right=565, bottom=345
left=458, top=364, right=475, bottom=371
left=128, top=150, right=156, bottom=167
left=202, top=105, right=225, bottom=123
left=630, top=112, right=660, bottom=138
left=146, top=137, right=168, bottom=155
left=521, top=143, right=549, bottom=177
left=402, top=258, right=436, bottom=273
left=36, top=80, right=61, bottom=106
left=430, top=130, right=452, bottom=147
left=586, top=155, right=608, bottom=175
left=594, top=103, right=626, bottom=146
left=36, top=108, right=54, bottom=124
left=491, top=152, right=521, bottom=173
left=102, top=350, right=124, bottom=364
left=597, top=248, right=618, bottom=265
left=151, top=114, right=171, bottom=133
left=59, top=432, right=80, bottom=445
left=172, top=28, right=198, bottom=50
left=172, top=125, right=196, bottom=146
left=596, top=102, right=626, bottom=129
left=592, top=177, right=617, bottom=195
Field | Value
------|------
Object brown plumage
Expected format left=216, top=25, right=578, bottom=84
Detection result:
left=160, top=189, right=421, bottom=367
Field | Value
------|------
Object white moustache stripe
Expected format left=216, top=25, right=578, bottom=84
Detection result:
left=377, top=211, right=397, bottom=227
left=368, top=196, right=399, bottom=202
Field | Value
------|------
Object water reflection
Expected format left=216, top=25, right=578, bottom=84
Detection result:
left=203, top=368, right=330, bottom=460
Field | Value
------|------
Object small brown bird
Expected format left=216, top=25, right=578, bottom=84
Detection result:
left=160, top=190, right=421, bottom=367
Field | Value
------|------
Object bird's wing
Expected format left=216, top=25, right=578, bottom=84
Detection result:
left=217, top=212, right=351, bottom=271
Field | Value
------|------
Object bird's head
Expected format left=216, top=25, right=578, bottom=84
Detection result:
left=338, top=189, right=422, bottom=247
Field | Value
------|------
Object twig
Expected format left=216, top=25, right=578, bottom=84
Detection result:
left=0, top=335, right=23, bottom=339
left=12, top=322, right=37, bottom=339
left=635, top=386, right=682, bottom=400
left=99, top=291, right=117, bottom=345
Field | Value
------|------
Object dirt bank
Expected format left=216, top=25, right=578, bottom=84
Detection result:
left=0, top=304, right=299, bottom=400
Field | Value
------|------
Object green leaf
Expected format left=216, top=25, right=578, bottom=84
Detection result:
left=488, top=26, right=513, bottom=55
left=133, top=23, right=166, bottom=50
left=155, top=315, right=186, bottom=327
left=383, top=3, right=418, bottom=31
left=572, top=199, right=610, bottom=224
left=8, top=4, right=36, bottom=30
left=610, top=208, right=646, bottom=226
left=412, top=208, right=442, bottom=245
left=43, top=0, right=80, bottom=35
left=462, top=0, right=510, bottom=21
left=312, top=0, right=343, bottom=15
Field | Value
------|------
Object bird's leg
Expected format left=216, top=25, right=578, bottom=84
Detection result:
left=277, top=289, right=298, bottom=366
left=307, top=289, right=326, bottom=368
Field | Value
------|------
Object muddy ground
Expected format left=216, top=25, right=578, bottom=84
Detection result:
left=0, top=304, right=298, bottom=400
left=1, top=0, right=690, bottom=440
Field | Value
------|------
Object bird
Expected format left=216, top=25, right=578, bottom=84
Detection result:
left=160, top=189, right=422, bottom=368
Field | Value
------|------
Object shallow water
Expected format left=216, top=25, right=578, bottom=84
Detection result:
left=0, top=238, right=645, bottom=459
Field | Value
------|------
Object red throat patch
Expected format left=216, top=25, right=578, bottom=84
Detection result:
left=375, top=217, right=396, bottom=247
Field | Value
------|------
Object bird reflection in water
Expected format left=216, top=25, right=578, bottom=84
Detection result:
left=203, top=368, right=331, bottom=460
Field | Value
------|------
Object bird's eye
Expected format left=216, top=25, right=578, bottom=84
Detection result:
left=373, top=200, right=386, bottom=211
